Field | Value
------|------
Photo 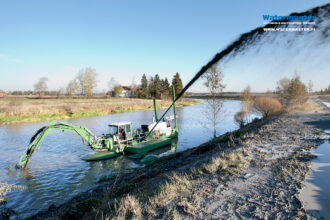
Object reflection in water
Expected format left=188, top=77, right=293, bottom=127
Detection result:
left=0, top=100, right=257, bottom=218
left=301, top=141, right=330, bottom=219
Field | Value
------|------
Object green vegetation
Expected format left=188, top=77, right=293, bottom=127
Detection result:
left=136, top=72, right=183, bottom=100
left=171, top=72, right=183, bottom=97
left=276, top=75, right=308, bottom=106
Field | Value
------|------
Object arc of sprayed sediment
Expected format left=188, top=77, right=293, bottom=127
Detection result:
left=143, top=30, right=272, bottom=141
left=143, top=29, right=266, bottom=140
left=143, top=4, right=327, bottom=140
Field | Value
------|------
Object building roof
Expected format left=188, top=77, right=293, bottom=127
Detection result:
left=122, top=86, right=132, bottom=91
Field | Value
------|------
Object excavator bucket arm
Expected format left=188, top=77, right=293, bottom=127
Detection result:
left=18, top=121, right=110, bottom=169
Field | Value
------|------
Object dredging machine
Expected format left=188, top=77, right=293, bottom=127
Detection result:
left=18, top=88, right=178, bottom=168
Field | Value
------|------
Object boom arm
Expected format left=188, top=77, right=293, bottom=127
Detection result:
left=18, top=121, right=106, bottom=169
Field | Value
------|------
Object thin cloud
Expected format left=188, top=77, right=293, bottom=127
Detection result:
left=0, top=53, right=22, bottom=63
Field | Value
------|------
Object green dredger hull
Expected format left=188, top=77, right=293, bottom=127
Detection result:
left=83, top=132, right=177, bottom=161
left=125, top=137, right=173, bottom=154
left=82, top=151, right=119, bottom=161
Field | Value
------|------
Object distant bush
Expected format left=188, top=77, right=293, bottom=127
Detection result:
left=254, top=97, right=282, bottom=118
left=277, top=75, right=308, bottom=106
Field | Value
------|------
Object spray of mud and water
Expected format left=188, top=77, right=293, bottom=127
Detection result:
left=154, top=3, right=330, bottom=132
left=183, top=3, right=329, bottom=94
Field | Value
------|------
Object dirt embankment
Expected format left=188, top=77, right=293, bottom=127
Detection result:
left=24, top=111, right=329, bottom=220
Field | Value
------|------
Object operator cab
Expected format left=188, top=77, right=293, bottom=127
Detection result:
left=109, top=122, right=133, bottom=142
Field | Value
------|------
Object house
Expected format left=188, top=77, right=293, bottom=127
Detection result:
left=120, top=86, right=136, bottom=98
left=0, top=90, right=6, bottom=97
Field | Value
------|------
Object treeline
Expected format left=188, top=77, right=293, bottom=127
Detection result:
left=5, top=67, right=184, bottom=99
left=135, top=73, right=183, bottom=100
left=8, top=90, right=63, bottom=96
left=319, top=85, right=330, bottom=95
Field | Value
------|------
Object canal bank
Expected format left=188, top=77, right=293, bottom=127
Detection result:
left=27, top=112, right=329, bottom=219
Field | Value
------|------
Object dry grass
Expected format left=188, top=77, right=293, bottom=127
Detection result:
left=286, top=99, right=322, bottom=113
left=148, top=173, right=191, bottom=208
left=114, top=194, right=142, bottom=220
left=203, top=151, right=246, bottom=173
left=0, top=97, right=200, bottom=123
left=110, top=173, right=191, bottom=219
left=110, top=150, right=247, bottom=219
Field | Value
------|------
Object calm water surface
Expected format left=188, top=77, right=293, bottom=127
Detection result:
left=301, top=129, right=330, bottom=219
left=0, top=100, right=258, bottom=218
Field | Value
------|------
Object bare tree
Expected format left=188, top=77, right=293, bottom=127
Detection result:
left=66, top=79, right=79, bottom=97
left=202, top=65, right=226, bottom=138
left=276, top=77, right=290, bottom=95
left=130, top=76, right=137, bottom=95
left=57, top=87, right=66, bottom=97
left=242, top=85, right=253, bottom=113
left=235, top=85, right=253, bottom=128
left=34, top=77, right=48, bottom=96
left=108, top=77, right=118, bottom=94
left=308, top=80, right=313, bottom=94
left=76, top=67, right=98, bottom=96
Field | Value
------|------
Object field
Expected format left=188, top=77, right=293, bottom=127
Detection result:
left=0, top=97, right=201, bottom=124
left=185, top=93, right=278, bottom=100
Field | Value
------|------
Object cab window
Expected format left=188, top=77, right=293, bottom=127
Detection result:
left=110, top=126, right=118, bottom=135
left=126, top=124, right=131, bottom=132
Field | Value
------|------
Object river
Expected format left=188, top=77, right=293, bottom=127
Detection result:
left=300, top=128, right=330, bottom=219
left=0, top=100, right=258, bottom=218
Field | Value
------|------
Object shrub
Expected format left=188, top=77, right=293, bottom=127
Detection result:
left=254, top=97, right=282, bottom=118
left=277, top=75, right=308, bottom=106
left=234, top=111, right=247, bottom=128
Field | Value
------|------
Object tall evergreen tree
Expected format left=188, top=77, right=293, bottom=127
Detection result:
left=162, top=78, right=171, bottom=99
left=148, top=77, right=154, bottom=98
left=160, top=79, right=165, bottom=93
left=153, top=74, right=161, bottom=99
left=171, top=72, right=183, bottom=96
left=139, top=74, right=148, bottom=98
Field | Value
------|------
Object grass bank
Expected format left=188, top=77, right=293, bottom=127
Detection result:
left=0, top=97, right=202, bottom=124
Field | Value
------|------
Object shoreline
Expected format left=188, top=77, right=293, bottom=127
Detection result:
left=24, top=110, right=329, bottom=219
left=0, top=98, right=202, bottom=125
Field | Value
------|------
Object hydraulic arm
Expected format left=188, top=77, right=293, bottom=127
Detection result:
left=18, top=121, right=117, bottom=169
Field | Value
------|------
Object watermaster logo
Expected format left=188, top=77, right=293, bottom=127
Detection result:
left=263, top=14, right=316, bottom=21
left=262, top=14, right=316, bottom=32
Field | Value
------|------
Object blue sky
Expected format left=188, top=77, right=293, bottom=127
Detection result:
left=0, top=0, right=329, bottom=92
